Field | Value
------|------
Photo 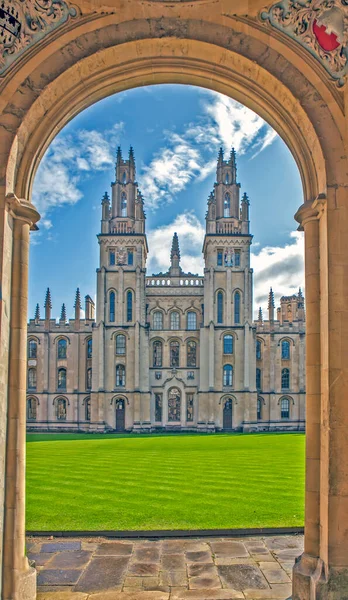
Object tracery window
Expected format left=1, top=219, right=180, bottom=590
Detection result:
left=256, top=340, right=262, bottom=360
left=27, top=398, right=37, bottom=420
left=153, top=341, right=163, bottom=367
left=187, top=341, right=197, bottom=368
left=234, top=291, right=240, bottom=324
left=28, top=339, right=37, bottom=359
left=217, top=251, right=223, bottom=266
left=224, top=192, right=230, bottom=217
left=217, top=292, right=223, bottom=324
left=121, top=192, right=127, bottom=216
left=87, top=338, right=92, bottom=359
left=186, top=394, right=194, bottom=422
left=57, top=338, right=67, bottom=359
left=153, top=311, right=163, bottom=330
left=127, top=250, right=134, bottom=265
left=116, top=365, right=125, bottom=387
left=281, top=397, right=290, bottom=419
left=116, top=334, right=126, bottom=355
left=28, top=368, right=36, bottom=390
left=170, top=341, right=180, bottom=368
left=281, top=340, right=291, bottom=360
left=281, top=368, right=290, bottom=390
left=56, top=398, right=67, bottom=421
left=257, top=398, right=262, bottom=421
left=187, top=311, right=197, bottom=330
left=234, top=250, right=241, bottom=267
left=85, top=398, right=91, bottom=421
left=225, top=173, right=229, bottom=184
left=223, top=364, right=233, bottom=386
left=223, top=334, right=233, bottom=355
left=168, top=388, right=181, bottom=422
left=57, top=368, right=67, bottom=390
left=86, top=368, right=92, bottom=390
left=126, top=291, right=133, bottom=322
left=155, top=394, right=162, bottom=422
left=170, top=311, right=180, bottom=330
left=256, top=368, right=262, bottom=390
left=109, top=291, right=116, bottom=322
left=122, top=172, right=127, bottom=184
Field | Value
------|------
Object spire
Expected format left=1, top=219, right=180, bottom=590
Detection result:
left=34, top=303, right=40, bottom=323
left=229, top=147, right=237, bottom=183
left=169, top=232, right=181, bottom=276
left=116, top=146, right=122, bottom=165
left=258, top=307, right=263, bottom=323
left=217, top=147, right=224, bottom=165
left=241, top=192, right=249, bottom=221
left=129, top=146, right=135, bottom=163
left=60, top=303, right=67, bottom=323
left=102, top=191, right=110, bottom=204
left=44, top=288, right=52, bottom=323
left=268, top=287, right=275, bottom=322
left=74, top=288, right=81, bottom=328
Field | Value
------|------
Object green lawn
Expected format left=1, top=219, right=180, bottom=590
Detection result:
left=26, top=432, right=305, bottom=531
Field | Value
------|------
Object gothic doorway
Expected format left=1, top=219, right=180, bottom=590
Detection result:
left=115, top=399, right=125, bottom=432
left=223, top=399, right=233, bottom=430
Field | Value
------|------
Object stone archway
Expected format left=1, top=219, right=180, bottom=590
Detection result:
left=0, top=2, right=347, bottom=599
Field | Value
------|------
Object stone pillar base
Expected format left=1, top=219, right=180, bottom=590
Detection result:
left=292, top=553, right=327, bottom=600
left=15, top=564, right=37, bottom=600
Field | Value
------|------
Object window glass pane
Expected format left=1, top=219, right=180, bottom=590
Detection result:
left=223, top=364, right=233, bottom=386
left=27, top=398, right=37, bottom=420
left=87, top=368, right=92, bottom=390
left=85, top=398, right=91, bottom=421
left=109, top=251, right=115, bottom=266
left=170, top=312, right=180, bottom=330
left=217, top=292, right=223, bottom=324
left=155, top=394, right=162, bottom=422
left=153, top=341, right=162, bottom=367
left=57, top=398, right=67, bottom=420
left=116, top=334, right=126, bottom=355
left=256, top=368, right=261, bottom=389
left=121, top=193, right=127, bottom=217
left=28, top=368, right=36, bottom=390
left=58, top=368, right=66, bottom=389
left=256, top=340, right=262, bottom=360
left=153, top=312, right=163, bottom=330
left=28, top=340, right=37, bottom=358
left=234, top=292, right=240, bottom=324
left=187, top=341, right=197, bottom=367
left=170, top=341, right=180, bottom=367
left=127, top=291, right=133, bottom=322
left=223, top=335, right=233, bottom=354
left=116, top=365, right=125, bottom=386
left=186, top=394, right=194, bottom=422
left=257, top=398, right=261, bottom=420
left=58, top=339, right=67, bottom=359
left=281, top=340, right=290, bottom=359
left=224, top=193, right=230, bottom=217
left=87, top=338, right=92, bottom=358
left=187, top=312, right=197, bottom=330
left=235, top=251, right=241, bottom=267
left=168, top=388, right=181, bottom=421
left=281, top=398, right=290, bottom=419
left=281, top=368, right=290, bottom=389
left=109, top=291, right=115, bottom=322
left=127, top=250, right=134, bottom=265
left=217, top=251, right=223, bottom=266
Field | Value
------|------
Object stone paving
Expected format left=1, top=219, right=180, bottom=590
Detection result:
left=27, top=534, right=303, bottom=600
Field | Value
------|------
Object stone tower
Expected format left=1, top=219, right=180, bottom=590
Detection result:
left=201, top=148, right=256, bottom=429
left=92, top=146, right=150, bottom=431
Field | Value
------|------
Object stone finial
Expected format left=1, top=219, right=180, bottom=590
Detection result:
left=74, top=288, right=81, bottom=309
left=170, top=232, right=180, bottom=261
left=44, top=288, right=52, bottom=323
left=230, top=147, right=237, bottom=183
left=258, top=307, right=263, bottom=323
left=102, top=191, right=110, bottom=204
left=217, top=147, right=224, bottom=165
left=129, top=145, right=135, bottom=163
left=116, top=146, right=122, bottom=164
left=60, top=303, right=67, bottom=323
left=241, top=192, right=249, bottom=221
left=268, top=287, right=275, bottom=322
left=34, top=303, right=40, bottom=323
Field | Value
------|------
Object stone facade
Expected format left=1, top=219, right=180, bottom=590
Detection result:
left=26, top=148, right=306, bottom=433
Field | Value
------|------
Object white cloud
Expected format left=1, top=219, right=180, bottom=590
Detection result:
left=147, top=212, right=205, bottom=275
left=251, top=231, right=305, bottom=317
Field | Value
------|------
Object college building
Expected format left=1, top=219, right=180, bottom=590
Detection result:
left=26, top=147, right=305, bottom=432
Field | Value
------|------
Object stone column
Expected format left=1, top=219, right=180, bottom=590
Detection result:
left=292, top=197, right=326, bottom=599
left=3, top=195, right=39, bottom=600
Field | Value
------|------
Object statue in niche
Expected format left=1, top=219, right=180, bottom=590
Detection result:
left=116, top=247, right=127, bottom=265
left=224, top=248, right=234, bottom=266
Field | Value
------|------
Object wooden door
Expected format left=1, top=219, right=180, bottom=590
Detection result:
left=116, top=399, right=125, bottom=432
left=223, top=399, right=232, bottom=430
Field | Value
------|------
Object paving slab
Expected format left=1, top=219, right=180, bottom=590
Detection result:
left=37, top=569, right=82, bottom=586
left=162, top=540, right=187, bottom=554
left=48, top=551, right=92, bottom=569
left=75, top=557, right=129, bottom=593
left=41, top=542, right=81, bottom=554
left=188, top=563, right=219, bottom=578
left=243, top=583, right=292, bottom=599
left=170, top=590, right=244, bottom=599
left=89, top=592, right=170, bottom=600
left=133, top=547, right=161, bottom=563
left=161, top=570, right=188, bottom=587
left=189, top=575, right=222, bottom=589
left=95, top=542, right=133, bottom=556
left=127, top=562, right=159, bottom=576
left=37, top=593, right=88, bottom=600
left=217, top=564, right=268, bottom=591
left=211, top=542, right=249, bottom=559
left=186, top=551, right=213, bottom=564
left=162, top=553, right=186, bottom=571
left=28, top=552, right=54, bottom=567
left=259, top=564, right=291, bottom=584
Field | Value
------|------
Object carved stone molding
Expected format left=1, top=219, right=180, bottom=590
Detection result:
left=0, top=0, right=79, bottom=75
left=261, top=0, right=348, bottom=86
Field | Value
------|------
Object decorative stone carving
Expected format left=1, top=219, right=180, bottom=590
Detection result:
left=261, top=0, right=348, bottom=86
left=0, top=0, right=78, bottom=75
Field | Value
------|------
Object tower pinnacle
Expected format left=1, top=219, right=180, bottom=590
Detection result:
left=268, top=287, right=275, bottom=322
left=34, top=303, right=40, bottom=323
left=60, top=303, right=67, bottom=323
left=169, top=232, right=182, bottom=276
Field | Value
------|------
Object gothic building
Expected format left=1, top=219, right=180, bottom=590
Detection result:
left=26, top=148, right=306, bottom=432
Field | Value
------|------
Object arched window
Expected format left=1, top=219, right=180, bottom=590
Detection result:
left=122, top=171, right=127, bottom=184
left=27, top=398, right=37, bottom=420
left=86, top=368, right=92, bottom=390
left=223, top=334, right=233, bottom=354
left=116, top=334, right=126, bottom=355
left=87, top=338, right=92, bottom=359
left=256, top=368, right=262, bottom=390
left=57, top=368, right=67, bottom=390
left=187, top=311, right=197, bottom=330
left=155, top=394, right=162, bottom=422
left=56, top=398, right=67, bottom=421
left=187, top=341, right=197, bottom=367
left=28, top=339, right=37, bottom=359
left=217, top=291, right=223, bottom=324
left=170, top=341, right=180, bottom=368
left=170, top=311, right=180, bottom=330
left=224, top=192, right=230, bottom=217
left=85, top=398, right=91, bottom=421
left=126, top=291, right=133, bottom=322
left=281, top=368, right=290, bottom=389
left=28, top=368, right=36, bottom=390
left=153, top=341, right=163, bottom=367
left=153, top=311, right=163, bottom=330
left=281, top=397, right=290, bottom=419
left=109, top=291, right=116, bottom=322
left=121, top=192, right=127, bottom=216
left=223, top=364, right=233, bottom=386
left=168, top=387, right=181, bottom=422
left=256, top=339, right=262, bottom=360
left=57, top=338, right=67, bottom=359
left=234, top=291, right=240, bottom=324
left=225, top=173, right=229, bottom=184
left=257, top=398, right=262, bottom=420
left=116, top=364, right=126, bottom=387
left=281, top=340, right=291, bottom=360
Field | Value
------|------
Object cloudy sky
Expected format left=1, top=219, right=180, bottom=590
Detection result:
left=30, top=84, right=304, bottom=320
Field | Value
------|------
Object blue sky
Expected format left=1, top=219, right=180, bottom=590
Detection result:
left=30, top=84, right=304, bottom=320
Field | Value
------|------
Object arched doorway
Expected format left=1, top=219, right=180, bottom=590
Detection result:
left=0, top=4, right=347, bottom=598
left=223, top=398, right=233, bottom=431
left=115, top=398, right=126, bottom=432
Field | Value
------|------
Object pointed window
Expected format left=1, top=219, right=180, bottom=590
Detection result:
left=256, top=368, right=262, bottom=390
left=281, top=397, right=290, bottom=419
left=187, top=311, right=197, bottom=330
left=223, top=364, right=233, bottom=386
left=153, top=341, right=163, bottom=367
left=109, top=291, right=115, bottom=322
left=187, top=341, right=197, bottom=367
left=57, top=338, right=67, bottom=359
left=56, top=398, right=67, bottom=421
left=170, top=341, right=180, bottom=368
left=225, top=173, right=229, bottom=184
left=281, top=340, right=290, bottom=360
left=257, top=398, right=262, bottom=420
left=116, top=334, right=126, bottom=355
left=109, top=250, right=116, bottom=266
left=217, top=251, right=223, bottom=266
left=86, top=368, right=92, bottom=390
left=234, top=250, right=241, bottom=267
left=281, top=368, right=290, bottom=390
left=223, top=335, right=233, bottom=354
left=224, top=193, right=230, bottom=217
left=127, top=250, right=134, bottom=265
left=217, top=292, right=223, bottom=324
left=28, top=368, right=36, bottom=390
left=87, top=338, right=92, bottom=359
left=121, top=192, right=127, bottom=217
left=27, top=397, right=37, bottom=420
left=85, top=398, right=91, bottom=421
left=170, top=311, right=180, bottom=330
left=122, top=172, right=127, bottom=184
left=155, top=394, right=163, bottom=422
left=116, top=364, right=125, bottom=387
left=168, top=388, right=181, bottom=422
left=28, top=339, right=37, bottom=359
left=126, top=291, right=133, bottom=322
left=256, top=340, right=262, bottom=360
left=153, top=311, right=163, bottom=330
left=57, top=368, right=67, bottom=390
left=234, top=292, right=240, bottom=324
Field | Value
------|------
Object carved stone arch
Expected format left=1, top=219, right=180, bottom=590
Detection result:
left=257, top=396, right=266, bottom=406
left=277, top=336, right=296, bottom=347
left=111, top=329, right=131, bottom=341
left=27, top=335, right=40, bottom=345
left=52, top=395, right=70, bottom=406
left=219, top=394, right=238, bottom=406
left=110, top=394, right=129, bottom=406
left=277, top=395, right=295, bottom=406
left=53, top=334, right=71, bottom=345
left=219, top=329, right=239, bottom=341
left=26, top=394, right=40, bottom=406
